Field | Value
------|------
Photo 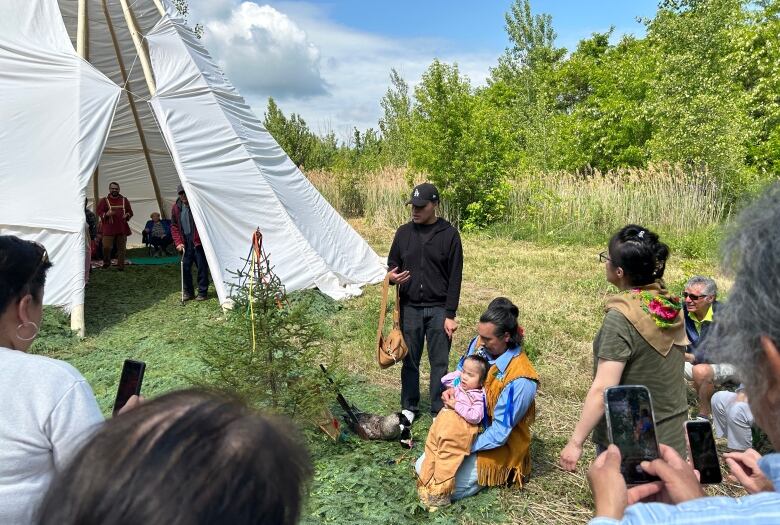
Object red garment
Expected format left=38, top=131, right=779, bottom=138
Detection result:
left=97, top=195, right=133, bottom=236
left=170, top=199, right=201, bottom=247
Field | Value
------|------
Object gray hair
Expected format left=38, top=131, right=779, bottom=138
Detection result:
left=707, top=183, right=780, bottom=407
left=685, top=276, right=717, bottom=296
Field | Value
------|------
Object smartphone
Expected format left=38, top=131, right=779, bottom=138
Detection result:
left=686, top=420, right=722, bottom=484
left=604, top=385, right=660, bottom=484
left=112, top=359, right=146, bottom=415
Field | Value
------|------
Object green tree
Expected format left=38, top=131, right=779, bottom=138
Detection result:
left=496, top=0, right=565, bottom=75
left=378, top=69, right=412, bottom=167
left=490, top=0, right=567, bottom=172
left=736, top=0, right=780, bottom=177
left=645, top=0, right=751, bottom=192
left=410, top=60, right=512, bottom=229
left=556, top=33, right=654, bottom=170
left=307, top=130, right=339, bottom=170
left=263, top=97, right=316, bottom=169
left=201, top=254, right=339, bottom=422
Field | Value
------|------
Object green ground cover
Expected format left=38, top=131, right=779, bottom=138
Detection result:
left=32, top=229, right=741, bottom=524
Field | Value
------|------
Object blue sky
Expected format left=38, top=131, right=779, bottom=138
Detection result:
left=316, top=1, right=658, bottom=52
left=188, top=0, right=660, bottom=139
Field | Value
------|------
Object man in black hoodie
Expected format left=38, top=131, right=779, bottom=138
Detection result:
left=388, top=183, right=463, bottom=418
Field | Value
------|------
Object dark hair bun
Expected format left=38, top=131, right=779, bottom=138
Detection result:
left=487, top=297, right=519, bottom=319
left=608, top=224, right=669, bottom=285
left=481, top=297, right=522, bottom=347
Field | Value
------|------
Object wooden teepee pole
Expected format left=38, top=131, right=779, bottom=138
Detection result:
left=73, top=0, right=90, bottom=338
left=77, top=0, right=88, bottom=57
left=151, top=0, right=166, bottom=17
left=102, top=0, right=167, bottom=219
left=76, top=0, right=101, bottom=213
left=118, top=0, right=156, bottom=97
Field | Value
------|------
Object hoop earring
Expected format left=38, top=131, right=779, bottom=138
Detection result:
left=16, top=321, right=39, bottom=342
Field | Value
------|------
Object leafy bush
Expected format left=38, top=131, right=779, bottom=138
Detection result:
left=409, top=60, right=514, bottom=230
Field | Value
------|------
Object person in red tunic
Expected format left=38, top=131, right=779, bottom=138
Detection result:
left=96, top=182, right=133, bottom=270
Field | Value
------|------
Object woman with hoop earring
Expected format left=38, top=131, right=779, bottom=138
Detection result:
left=0, top=235, right=104, bottom=524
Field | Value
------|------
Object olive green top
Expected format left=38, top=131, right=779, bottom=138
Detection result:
left=591, top=309, right=688, bottom=456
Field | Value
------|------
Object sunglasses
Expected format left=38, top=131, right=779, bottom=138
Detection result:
left=683, top=292, right=708, bottom=301
left=598, top=251, right=611, bottom=263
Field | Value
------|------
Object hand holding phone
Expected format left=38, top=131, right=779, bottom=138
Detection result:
left=686, top=420, right=722, bottom=484
left=604, top=385, right=660, bottom=484
left=113, top=359, right=145, bottom=416
left=626, top=444, right=705, bottom=504
left=723, top=449, right=772, bottom=493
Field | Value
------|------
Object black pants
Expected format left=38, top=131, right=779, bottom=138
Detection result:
left=183, top=237, right=209, bottom=296
left=400, top=305, right=451, bottom=415
left=150, top=235, right=172, bottom=250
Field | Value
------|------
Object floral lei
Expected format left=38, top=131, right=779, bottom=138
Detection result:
left=626, top=289, right=682, bottom=328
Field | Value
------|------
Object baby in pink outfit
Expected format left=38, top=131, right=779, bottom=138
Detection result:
left=417, top=355, right=489, bottom=508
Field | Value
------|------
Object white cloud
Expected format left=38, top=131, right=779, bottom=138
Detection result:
left=204, top=2, right=327, bottom=97
left=188, top=1, right=499, bottom=139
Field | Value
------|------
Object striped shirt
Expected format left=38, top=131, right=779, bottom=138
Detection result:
left=590, top=453, right=780, bottom=524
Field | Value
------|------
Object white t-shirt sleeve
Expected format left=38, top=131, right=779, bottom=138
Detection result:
left=45, top=380, right=104, bottom=470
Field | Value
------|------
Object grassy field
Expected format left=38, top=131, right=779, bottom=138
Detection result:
left=31, top=218, right=749, bottom=524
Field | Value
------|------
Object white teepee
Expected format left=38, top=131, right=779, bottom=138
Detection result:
left=0, top=0, right=386, bottom=335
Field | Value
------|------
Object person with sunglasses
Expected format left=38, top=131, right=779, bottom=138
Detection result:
left=0, top=236, right=105, bottom=524
left=681, top=276, right=737, bottom=420
left=560, top=225, right=688, bottom=472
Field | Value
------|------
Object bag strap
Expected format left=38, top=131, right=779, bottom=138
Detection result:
left=376, top=273, right=391, bottom=345
left=392, top=281, right=401, bottom=329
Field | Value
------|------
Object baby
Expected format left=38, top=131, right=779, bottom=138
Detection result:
left=417, top=354, right=489, bottom=509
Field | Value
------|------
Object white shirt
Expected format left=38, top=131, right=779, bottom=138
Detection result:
left=0, top=347, right=103, bottom=524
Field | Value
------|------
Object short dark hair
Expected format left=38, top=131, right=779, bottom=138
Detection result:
left=36, top=389, right=313, bottom=525
left=0, top=236, right=52, bottom=313
left=480, top=297, right=522, bottom=347
left=607, top=224, right=669, bottom=286
left=464, top=354, right=490, bottom=384
left=109, top=181, right=120, bottom=188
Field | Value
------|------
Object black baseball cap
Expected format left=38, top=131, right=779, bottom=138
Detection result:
left=406, top=183, right=440, bottom=206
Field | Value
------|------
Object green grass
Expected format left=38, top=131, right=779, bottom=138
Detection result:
left=32, top=232, right=742, bottom=524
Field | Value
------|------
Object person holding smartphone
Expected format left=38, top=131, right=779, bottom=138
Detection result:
left=584, top=183, right=780, bottom=524
left=560, top=225, right=689, bottom=472
left=0, top=236, right=104, bottom=524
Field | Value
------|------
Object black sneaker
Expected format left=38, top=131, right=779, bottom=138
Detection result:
left=182, top=292, right=194, bottom=301
left=195, top=294, right=207, bottom=301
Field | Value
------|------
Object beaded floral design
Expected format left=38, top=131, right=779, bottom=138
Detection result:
left=627, top=289, right=682, bottom=328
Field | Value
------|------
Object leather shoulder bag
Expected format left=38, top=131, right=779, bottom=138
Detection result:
left=376, top=273, right=408, bottom=369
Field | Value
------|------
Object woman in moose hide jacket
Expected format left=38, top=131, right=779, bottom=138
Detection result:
left=415, top=297, right=539, bottom=503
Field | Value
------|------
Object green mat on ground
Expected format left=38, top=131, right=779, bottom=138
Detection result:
left=128, top=255, right=180, bottom=265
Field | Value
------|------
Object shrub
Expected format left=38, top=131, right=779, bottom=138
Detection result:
left=200, top=248, right=341, bottom=423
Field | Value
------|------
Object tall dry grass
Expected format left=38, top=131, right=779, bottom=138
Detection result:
left=507, top=164, right=731, bottom=241
left=306, top=164, right=731, bottom=245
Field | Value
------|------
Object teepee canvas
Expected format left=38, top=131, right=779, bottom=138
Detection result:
left=0, top=0, right=386, bottom=334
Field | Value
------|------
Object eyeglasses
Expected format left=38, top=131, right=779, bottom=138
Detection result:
left=598, top=251, right=611, bottom=263
left=683, top=292, right=708, bottom=301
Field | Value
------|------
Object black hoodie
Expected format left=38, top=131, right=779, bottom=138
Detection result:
left=387, top=218, right=463, bottom=318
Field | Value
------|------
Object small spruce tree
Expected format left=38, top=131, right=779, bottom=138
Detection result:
left=200, top=237, right=339, bottom=422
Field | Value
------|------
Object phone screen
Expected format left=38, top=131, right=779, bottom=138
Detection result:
left=112, top=359, right=146, bottom=415
left=605, top=385, right=660, bottom=484
left=686, top=420, right=722, bottom=484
